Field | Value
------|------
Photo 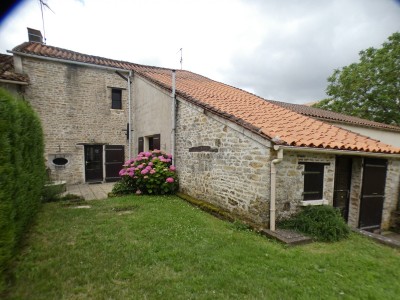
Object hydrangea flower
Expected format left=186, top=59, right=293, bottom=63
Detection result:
left=166, top=177, right=174, bottom=183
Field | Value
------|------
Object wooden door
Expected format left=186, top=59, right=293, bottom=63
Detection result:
left=359, top=158, right=387, bottom=231
left=105, top=145, right=124, bottom=182
left=333, top=157, right=352, bottom=221
left=85, top=145, right=103, bottom=182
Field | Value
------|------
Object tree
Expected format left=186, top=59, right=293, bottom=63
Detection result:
left=313, top=32, right=400, bottom=126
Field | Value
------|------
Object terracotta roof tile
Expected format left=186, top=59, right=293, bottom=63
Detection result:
left=268, top=99, right=400, bottom=132
left=10, top=42, right=400, bottom=154
left=0, top=53, right=29, bottom=83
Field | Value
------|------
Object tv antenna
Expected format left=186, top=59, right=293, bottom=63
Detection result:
left=177, top=48, right=183, bottom=70
left=38, top=0, right=54, bottom=44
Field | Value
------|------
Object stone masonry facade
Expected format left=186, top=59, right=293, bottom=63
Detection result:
left=175, top=98, right=400, bottom=230
left=175, top=100, right=272, bottom=227
left=274, top=151, right=336, bottom=221
left=381, top=159, right=400, bottom=229
left=20, top=56, right=131, bottom=183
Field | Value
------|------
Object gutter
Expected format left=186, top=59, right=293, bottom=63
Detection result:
left=270, top=145, right=283, bottom=231
left=7, top=50, right=132, bottom=74
left=128, top=70, right=132, bottom=158
left=171, top=70, right=176, bottom=162
left=0, top=79, right=29, bottom=85
left=278, top=145, right=400, bottom=158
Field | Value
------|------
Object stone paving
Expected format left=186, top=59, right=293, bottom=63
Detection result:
left=64, top=182, right=115, bottom=200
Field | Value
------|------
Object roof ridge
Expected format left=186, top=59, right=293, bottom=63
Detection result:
left=11, top=41, right=173, bottom=72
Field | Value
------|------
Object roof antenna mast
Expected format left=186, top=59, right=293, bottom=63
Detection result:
left=177, top=48, right=183, bottom=70
left=38, top=0, right=54, bottom=44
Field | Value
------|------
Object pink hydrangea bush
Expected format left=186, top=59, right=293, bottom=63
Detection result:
left=112, top=150, right=179, bottom=195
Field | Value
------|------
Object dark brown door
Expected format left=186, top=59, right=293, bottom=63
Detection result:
left=333, top=157, right=352, bottom=221
left=85, top=145, right=103, bottom=182
left=359, top=158, right=387, bottom=231
left=105, top=145, right=124, bottom=182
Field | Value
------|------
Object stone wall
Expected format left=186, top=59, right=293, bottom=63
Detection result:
left=20, top=56, right=131, bottom=183
left=175, top=100, right=272, bottom=226
left=347, top=157, right=363, bottom=228
left=274, top=151, right=335, bottom=221
left=382, top=159, right=400, bottom=229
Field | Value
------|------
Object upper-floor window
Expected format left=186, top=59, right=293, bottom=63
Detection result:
left=111, top=88, right=122, bottom=109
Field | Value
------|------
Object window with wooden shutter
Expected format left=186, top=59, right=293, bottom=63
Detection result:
left=299, top=162, right=328, bottom=200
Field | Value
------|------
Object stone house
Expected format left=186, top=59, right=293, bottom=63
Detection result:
left=3, top=38, right=400, bottom=232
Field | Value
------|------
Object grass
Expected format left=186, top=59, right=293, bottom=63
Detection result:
left=5, top=195, right=400, bottom=299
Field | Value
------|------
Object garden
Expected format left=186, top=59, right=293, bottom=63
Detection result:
left=4, top=195, right=400, bottom=299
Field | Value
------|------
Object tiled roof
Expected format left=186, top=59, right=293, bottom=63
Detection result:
left=268, top=100, right=400, bottom=133
left=10, top=42, right=400, bottom=154
left=0, top=53, right=29, bottom=83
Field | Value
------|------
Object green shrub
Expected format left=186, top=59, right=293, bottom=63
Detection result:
left=42, top=182, right=66, bottom=202
left=0, top=88, right=46, bottom=292
left=112, top=150, right=178, bottom=196
left=279, top=205, right=350, bottom=242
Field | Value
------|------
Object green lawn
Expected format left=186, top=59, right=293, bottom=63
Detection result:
left=5, top=196, right=400, bottom=299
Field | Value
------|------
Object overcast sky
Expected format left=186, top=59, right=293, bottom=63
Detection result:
left=0, top=0, right=399, bottom=103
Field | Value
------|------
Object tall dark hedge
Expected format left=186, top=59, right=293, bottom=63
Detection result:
left=0, top=88, right=46, bottom=292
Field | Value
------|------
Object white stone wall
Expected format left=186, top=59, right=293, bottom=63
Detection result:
left=20, top=56, right=131, bottom=184
left=175, top=100, right=272, bottom=226
left=133, top=76, right=172, bottom=154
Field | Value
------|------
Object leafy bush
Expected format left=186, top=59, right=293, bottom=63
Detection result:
left=111, top=150, right=178, bottom=196
left=0, top=88, right=46, bottom=292
left=42, top=182, right=66, bottom=202
left=279, top=205, right=350, bottom=242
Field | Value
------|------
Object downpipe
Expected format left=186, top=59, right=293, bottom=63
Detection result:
left=270, top=146, right=283, bottom=231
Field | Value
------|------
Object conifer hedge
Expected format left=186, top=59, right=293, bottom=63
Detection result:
left=0, top=88, right=46, bottom=292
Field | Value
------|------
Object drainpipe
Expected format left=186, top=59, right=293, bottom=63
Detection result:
left=270, top=145, right=283, bottom=231
left=128, top=70, right=132, bottom=158
left=171, top=70, right=176, bottom=163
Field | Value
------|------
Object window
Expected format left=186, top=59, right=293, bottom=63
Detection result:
left=300, top=162, right=327, bottom=200
left=111, top=89, right=122, bottom=109
left=148, top=134, right=160, bottom=151
left=138, top=134, right=161, bottom=153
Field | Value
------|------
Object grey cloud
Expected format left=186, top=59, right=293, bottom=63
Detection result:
left=222, top=0, right=400, bottom=103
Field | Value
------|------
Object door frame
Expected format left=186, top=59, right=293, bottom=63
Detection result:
left=333, top=156, right=352, bottom=222
left=358, top=158, right=388, bottom=231
left=84, top=144, right=104, bottom=183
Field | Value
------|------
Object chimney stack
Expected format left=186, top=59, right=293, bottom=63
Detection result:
left=27, top=28, right=43, bottom=43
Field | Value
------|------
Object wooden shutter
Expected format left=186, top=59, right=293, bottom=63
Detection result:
left=138, top=137, right=144, bottom=153
left=300, top=162, right=326, bottom=200
left=153, top=134, right=160, bottom=150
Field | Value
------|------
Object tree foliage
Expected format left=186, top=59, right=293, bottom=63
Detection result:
left=314, top=32, right=400, bottom=126
left=0, top=88, right=46, bottom=292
